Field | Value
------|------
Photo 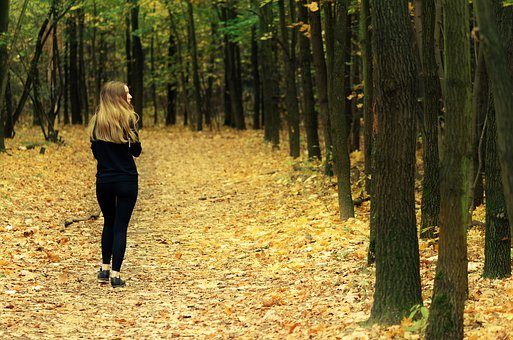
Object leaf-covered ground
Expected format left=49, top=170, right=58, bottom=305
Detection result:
left=1, top=125, right=512, bottom=339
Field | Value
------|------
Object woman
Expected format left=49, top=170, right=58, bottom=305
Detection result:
left=89, top=81, right=141, bottom=288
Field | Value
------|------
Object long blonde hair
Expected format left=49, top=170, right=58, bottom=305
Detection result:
left=89, top=81, right=139, bottom=143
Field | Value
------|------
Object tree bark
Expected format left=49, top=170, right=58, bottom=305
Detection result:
left=420, top=0, right=441, bottom=239
left=426, top=0, right=472, bottom=338
left=166, top=31, right=177, bottom=125
left=77, top=8, right=88, bottom=124
left=471, top=50, right=487, bottom=210
left=125, top=1, right=132, bottom=86
left=475, top=0, right=513, bottom=252
left=309, top=6, right=332, bottom=175
left=259, top=1, right=279, bottom=147
left=187, top=0, right=203, bottom=131
left=297, top=0, right=320, bottom=160
left=324, top=1, right=354, bottom=220
left=483, top=97, right=511, bottom=279
left=278, top=0, right=300, bottom=157
left=131, top=0, right=144, bottom=128
left=368, top=0, right=422, bottom=324
left=250, top=24, right=261, bottom=130
left=68, top=14, right=81, bottom=124
left=0, top=0, right=9, bottom=151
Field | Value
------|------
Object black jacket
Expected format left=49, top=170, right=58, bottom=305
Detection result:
left=91, top=137, right=142, bottom=183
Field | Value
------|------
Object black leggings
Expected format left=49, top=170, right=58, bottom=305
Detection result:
left=96, top=181, right=138, bottom=272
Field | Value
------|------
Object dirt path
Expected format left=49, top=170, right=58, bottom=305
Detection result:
left=0, top=127, right=373, bottom=338
left=2, top=126, right=511, bottom=339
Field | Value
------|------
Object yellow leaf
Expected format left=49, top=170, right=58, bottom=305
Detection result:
left=304, top=2, right=319, bottom=12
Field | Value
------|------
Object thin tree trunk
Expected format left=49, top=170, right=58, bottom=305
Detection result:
left=131, top=0, right=144, bottom=128
left=259, top=1, right=279, bottom=147
left=0, top=0, right=9, bottom=151
left=166, top=31, right=177, bottom=125
left=187, top=0, right=203, bottom=131
left=78, top=8, right=88, bottom=124
left=250, top=24, right=261, bottom=130
left=297, top=0, right=320, bottom=159
left=471, top=50, right=487, bottom=210
left=483, top=96, right=511, bottom=279
left=310, top=6, right=332, bottom=175
left=278, top=0, right=300, bottom=157
left=126, top=1, right=132, bottom=86
left=420, top=0, right=441, bottom=239
left=151, top=15, right=158, bottom=126
left=325, top=1, right=354, bottom=220
left=68, top=14, right=81, bottom=124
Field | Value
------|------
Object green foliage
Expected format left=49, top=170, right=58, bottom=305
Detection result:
left=503, top=0, right=513, bottom=7
left=404, top=304, right=429, bottom=333
left=220, top=9, right=258, bottom=43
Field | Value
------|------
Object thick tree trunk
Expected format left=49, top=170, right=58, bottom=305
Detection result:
left=368, top=0, right=422, bottom=324
left=297, top=0, right=320, bottom=160
left=278, top=0, right=300, bottom=157
left=131, top=0, right=144, bottom=128
left=310, top=7, right=332, bottom=175
left=324, top=1, right=354, bottom=220
left=0, top=0, right=9, bottom=151
left=426, top=0, right=472, bottom=338
left=420, top=0, right=441, bottom=239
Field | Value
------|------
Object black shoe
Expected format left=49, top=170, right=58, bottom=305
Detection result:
left=97, top=269, right=110, bottom=284
left=111, top=277, right=126, bottom=288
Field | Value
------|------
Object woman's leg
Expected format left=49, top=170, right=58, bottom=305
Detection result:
left=96, top=182, right=116, bottom=265
left=111, top=181, right=138, bottom=272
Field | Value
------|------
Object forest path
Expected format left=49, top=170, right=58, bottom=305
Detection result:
left=0, top=126, right=372, bottom=338
left=2, top=126, right=509, bottom=338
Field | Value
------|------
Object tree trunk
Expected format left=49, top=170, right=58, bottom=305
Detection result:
left=420, top=0, right=441, bottom=239
left=324, top=1, right=354, bottom=220
left=483, top=97, right=511, bottom=279
left=278, top=0, right=300, bottom=157
left=131, top=0, right=144, bottom=128
left=251, top=24, right=261, bottom=130
left=187, top=0, right=203, bottom=131
left=259, top=1, right=279, bottom=147
left=78, top=8, right=88, bottom=124
left=0, top=0, right=9, bottom=151
left=474, top=0, right=513, bottom=243
left=68, top=14, right=81, bottom=124
left=125, top=1, right=132, bottom=86
left=471, top=50, right=487, bottom=210
left=64, top=36, right=70, bottom=125
left=426, top=0, right=472, bottom=338
left=166, top=31, right=177, bottom=125
left=360, top=0, right=376, bottom=264
left=297, top=0, right=320, bottom=160
left=310, top=6, right=332, bottom=175
left=368, top=0, right=422, bottom=324
left=151, top=18, right=158, bottom=126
